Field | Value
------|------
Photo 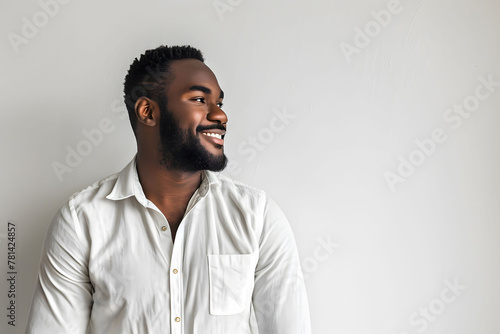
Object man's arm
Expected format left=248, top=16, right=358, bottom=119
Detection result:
left=25, top=201, right=93, bottom=334
left=252, top=197, right=312, bottom=334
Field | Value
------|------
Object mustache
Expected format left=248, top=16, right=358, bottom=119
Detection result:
left=196, top=124, right=226, bottom=132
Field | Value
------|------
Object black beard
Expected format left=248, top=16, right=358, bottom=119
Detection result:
left=157, top=95, right=228, bottom=172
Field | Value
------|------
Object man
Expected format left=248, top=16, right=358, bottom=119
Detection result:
left=26, top=45, right=311, bottom=333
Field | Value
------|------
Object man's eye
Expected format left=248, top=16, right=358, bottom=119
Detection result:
left=193, top=97, right=205, bottom=103
left=217, top=102, right=224, bottom=108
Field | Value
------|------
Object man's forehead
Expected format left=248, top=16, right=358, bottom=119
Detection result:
left=167, top=59, right=222, bottom=94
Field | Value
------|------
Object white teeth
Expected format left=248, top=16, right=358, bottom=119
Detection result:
left=202, top=132, right=222, bottom=139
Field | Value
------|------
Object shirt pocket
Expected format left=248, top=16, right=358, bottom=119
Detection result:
left=207, top=253, right=258, bottom=315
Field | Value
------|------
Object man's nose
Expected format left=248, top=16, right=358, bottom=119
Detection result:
left=208, top=104, right=228, bottom=125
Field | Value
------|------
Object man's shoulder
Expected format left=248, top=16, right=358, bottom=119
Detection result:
left=68, top=172, right=120, bottom=206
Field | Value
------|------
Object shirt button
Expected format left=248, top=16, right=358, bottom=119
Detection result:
left=173, top=269, right=178, bottom=274
left=175, top=317, right=181, bottom=322
left=161, top=226, right=167, bottom=231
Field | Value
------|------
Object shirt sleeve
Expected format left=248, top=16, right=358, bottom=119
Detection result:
left=25, top=200, right=93, bottom=334
left=252, top=196, right=312, bottom=334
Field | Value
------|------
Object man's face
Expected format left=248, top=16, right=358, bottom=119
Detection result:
left=157, top=59, right=228, bottom=172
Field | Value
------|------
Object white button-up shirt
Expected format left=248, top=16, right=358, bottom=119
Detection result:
left=26, top=157, right=311, bottom=334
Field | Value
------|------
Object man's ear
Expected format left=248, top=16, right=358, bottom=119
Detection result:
left=135, top=97, right=157, bottom=127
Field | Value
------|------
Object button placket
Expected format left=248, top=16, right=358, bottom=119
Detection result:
left=170, top=226, right=184, bottom=334
left=168, top=185, right=207, bottom=333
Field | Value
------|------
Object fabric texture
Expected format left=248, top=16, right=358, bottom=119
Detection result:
left=26, top=156, right=311, bottom=334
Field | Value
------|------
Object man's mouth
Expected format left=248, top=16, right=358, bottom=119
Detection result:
left=202, top=132, right=224, bottom=140
left=200, top=128, right=226, bottom=146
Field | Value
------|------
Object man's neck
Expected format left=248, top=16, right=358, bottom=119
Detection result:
left=135, top=152, right=203, bottom=207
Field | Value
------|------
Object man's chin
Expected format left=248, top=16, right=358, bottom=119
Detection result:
left=205, top=155, right=228, bottom=172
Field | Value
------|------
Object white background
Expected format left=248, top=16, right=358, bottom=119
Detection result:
left=1, top=0, right=500, bottom=333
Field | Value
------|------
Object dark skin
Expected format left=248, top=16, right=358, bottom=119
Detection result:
left=134, top=59, right=227, bottom=241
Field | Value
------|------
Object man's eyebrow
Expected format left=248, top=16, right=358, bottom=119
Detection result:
left=188, top=85, right=224, bottom=99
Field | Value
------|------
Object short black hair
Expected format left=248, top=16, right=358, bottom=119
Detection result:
left=123, top=45, right=204, bottom=133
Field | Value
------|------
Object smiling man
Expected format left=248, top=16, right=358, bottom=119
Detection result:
left=26, top=45, right=311, bottom=334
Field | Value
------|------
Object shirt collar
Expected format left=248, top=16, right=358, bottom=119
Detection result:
left=106, top=155, right=221, bottom=206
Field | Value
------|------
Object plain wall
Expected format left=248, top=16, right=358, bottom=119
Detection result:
left=1, top=0, right=499, bottom=333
